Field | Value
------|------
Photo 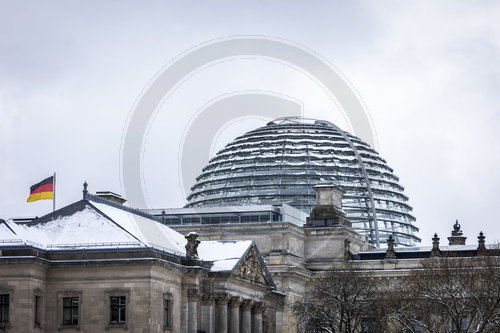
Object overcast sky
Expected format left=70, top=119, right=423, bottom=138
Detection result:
left=1, top=1, right=499, bottom=246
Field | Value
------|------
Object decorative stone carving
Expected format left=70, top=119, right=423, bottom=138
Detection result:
left=229, top=296, right=242, bottom=307
left=430, top=233, right=441, bottom=257
left=385, top=235, right=397, bottom=259
left=253, top=301, right=266, bottom=313
left=232, top=246, right=267, bottom=285
left=201, top=294, right=215, bottom=305
left=185, top=232, right=200, bottom=260
left=477, top=231, right=487, bottom=254
left=241, top=299, right=254, bottom=311
left=344, top=239, right=352, bottom=260
left=187, top=288, right=200, bottom=301
left=215, top=293, right=231, bottom=305
left=448, top=219, right=467, bottom=245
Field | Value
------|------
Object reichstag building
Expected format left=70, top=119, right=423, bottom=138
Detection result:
left=0, top=117, right=497, bottom=333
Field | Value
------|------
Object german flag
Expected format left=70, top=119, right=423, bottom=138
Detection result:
left=27, top=176, right=54, bottom=202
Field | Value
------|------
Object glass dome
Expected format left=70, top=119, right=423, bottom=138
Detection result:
left=185, top=117, right=420, bottom=246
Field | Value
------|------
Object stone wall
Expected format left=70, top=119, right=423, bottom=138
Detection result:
left=0, top=249, right=281, bottom=333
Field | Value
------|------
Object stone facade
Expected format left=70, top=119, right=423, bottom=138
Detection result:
left=0, top=246, right=283, bottom=333
left=0, top=193, right=284, bottom=333
left=1, top=184, right=498, bottom=332
left=170, top=185, right=499, bottom=333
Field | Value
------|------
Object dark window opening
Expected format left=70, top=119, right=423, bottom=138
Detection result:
left=311, top=219, right=334, bottom=226
left=0, top=294, right=9, bottom=323
left=62, top=297, right=78, bottom=325
left=35, top=295, right=41, bottom=326
left=164, top=299, right=172, bottom=328
left=110, top=296, right=126, bottom=324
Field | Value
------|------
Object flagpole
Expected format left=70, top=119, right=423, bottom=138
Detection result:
left=53, top=172, right=56, bottom=212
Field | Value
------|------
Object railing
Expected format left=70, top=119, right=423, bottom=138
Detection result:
left=46, top=241, right=143, bottom=249
left=1, top=240, right=185, bottom=258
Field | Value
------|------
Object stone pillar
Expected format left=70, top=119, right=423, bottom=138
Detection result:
left=187, top=289, right=199, bottom=333
left=477, top=231, right=487, bottom=254
left=241, top=299, right=253, bottom=333
left=252, top=302, right=265, bottom=333
left=430, top=233, right=441, bottom=258
left=229, top=296, right=241, bottom=333
left=215, top=294, right=230, bottom=333
left=275, top=301, right=283, bottom=333
left=201, top=294, right=215, bottom=333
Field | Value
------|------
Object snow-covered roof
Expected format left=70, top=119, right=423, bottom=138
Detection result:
left=0, top=218, right=23, bottom=241
left=92, top=202, right=186, bottom=254
left=198, top=240, right=253, bottom=271
left=0, top=200, right=256, bottom=273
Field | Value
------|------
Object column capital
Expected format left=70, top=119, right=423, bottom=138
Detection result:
left=253, top=301, right=266, bottom=313
left=241, top=299, right=254, bottom=311
left=229, top=296, right=242, bottom=307
left=187, top=288, right=200, bottom=301
left=201, top=293, right=215, bottom=305
left=215, top=293, right=231, bottom=305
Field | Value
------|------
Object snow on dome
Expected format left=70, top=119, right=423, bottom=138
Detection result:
left=186, top=116, right=420, bottom=247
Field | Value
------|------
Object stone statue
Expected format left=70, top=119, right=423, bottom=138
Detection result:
left=344, top=239, right=352, bottom=260
left=185, top=232, right=200, bottom=260
left=452, top=220, right=462, bottom=235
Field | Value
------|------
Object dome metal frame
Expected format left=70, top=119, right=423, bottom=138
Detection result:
left=186, top=117, right=420, bottom=247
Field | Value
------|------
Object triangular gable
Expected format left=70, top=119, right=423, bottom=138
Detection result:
left=15, top=198, right=186, bottom=255
left=231, top=244, right=275, bottom=287
left=27, top=203, right=140, bottom=246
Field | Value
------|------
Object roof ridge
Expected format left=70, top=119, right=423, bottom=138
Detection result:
left=85, top=193, right=162, bottom=223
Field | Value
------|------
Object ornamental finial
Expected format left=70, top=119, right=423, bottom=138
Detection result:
left=83, top=181, right=88, bottom=199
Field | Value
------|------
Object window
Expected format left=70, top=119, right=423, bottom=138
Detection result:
left=62, top=297, right=79, bottom=325
left=163, top=292, right=173, bottom=330
left=34, top=295, right=41, bottom=326
left=164, top=299, right=171, bottom=328
left=110, top=296, right=126, bottom=324
left=0, top=294, right=9, bottom=323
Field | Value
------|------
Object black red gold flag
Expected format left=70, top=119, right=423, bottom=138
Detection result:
left=27, top=176, right=54, bottom=202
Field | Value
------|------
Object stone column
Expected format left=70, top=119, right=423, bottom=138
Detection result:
left=252, top=302, right=265, bottom=333
left=215, top=294, right=230, bottom=333
left=241, top=299, right=254, bottom=333
left=229, top=296, right=242, bottom=333
left=187, top=289, right=199, bottom=333
left=201, top=294, right=215, bottom=333
left=275, top=301, right=283, bottom=333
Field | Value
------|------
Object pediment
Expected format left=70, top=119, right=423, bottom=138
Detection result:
left=231, top=244, right=274, bottom=287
